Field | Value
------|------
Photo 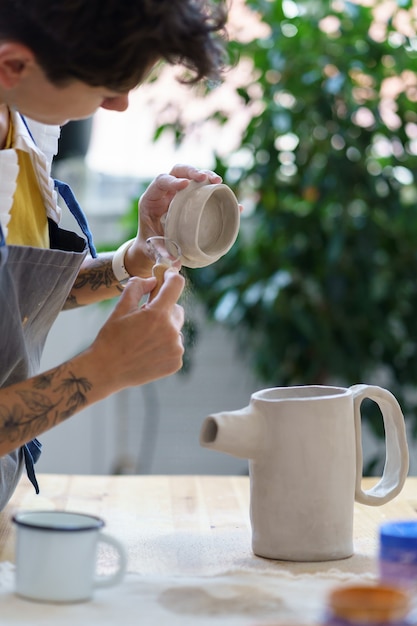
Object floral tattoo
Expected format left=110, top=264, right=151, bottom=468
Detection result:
left=0, top=368, right=93, bottom=445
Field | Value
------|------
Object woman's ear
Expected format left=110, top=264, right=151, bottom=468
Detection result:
left=0, top=43, right=35, bottom=89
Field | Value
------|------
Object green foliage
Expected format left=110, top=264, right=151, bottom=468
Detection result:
left=118, top=1, right=417, bottom=470
left=183, top=0, right=417, bottom=461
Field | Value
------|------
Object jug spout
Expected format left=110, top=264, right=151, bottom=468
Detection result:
left=200, top=405, right=261, bottom=460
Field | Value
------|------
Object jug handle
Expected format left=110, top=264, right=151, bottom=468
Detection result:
left=352, top=384, right=409, bottom=505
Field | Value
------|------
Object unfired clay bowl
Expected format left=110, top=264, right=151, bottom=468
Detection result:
left=163, top=180, right=240, bottom=268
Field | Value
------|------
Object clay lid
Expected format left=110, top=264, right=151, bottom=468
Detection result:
left=163, top=180, right=240, bottom=268
left=327, top=584, right=410, bottom=623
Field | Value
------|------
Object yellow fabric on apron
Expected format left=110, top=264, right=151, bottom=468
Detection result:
left=4, top=115, right=49, bottom=248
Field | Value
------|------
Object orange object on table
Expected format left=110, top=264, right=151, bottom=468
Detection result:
left=327, top=584, right=410, bottom=624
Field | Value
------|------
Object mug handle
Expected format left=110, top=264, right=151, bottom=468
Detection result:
left=94, top=532, right=127, bottom=589
left=352, top=384, right=409, bottom=505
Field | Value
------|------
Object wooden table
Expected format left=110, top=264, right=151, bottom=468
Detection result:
left=0, top=475, right=416, bottom=625
left=1, top=474, right=416, bottom=575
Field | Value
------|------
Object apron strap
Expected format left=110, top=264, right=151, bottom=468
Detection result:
left=0, top=225, right=8, bottom=267
left=54, top=179, right=97, bottom=257
left=23, top=438, right=42, bottom=494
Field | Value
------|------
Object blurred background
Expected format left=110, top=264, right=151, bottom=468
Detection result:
left=37, top=0, right=417, bottom=476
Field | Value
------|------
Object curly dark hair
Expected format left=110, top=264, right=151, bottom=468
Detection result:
left=0, top=0, right=228, bottom=89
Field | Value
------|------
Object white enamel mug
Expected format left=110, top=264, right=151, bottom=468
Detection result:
left=13, top=510, right=127, bottom=603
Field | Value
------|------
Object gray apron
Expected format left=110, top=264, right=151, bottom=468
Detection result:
left=0, top=168, right=96, bottom=510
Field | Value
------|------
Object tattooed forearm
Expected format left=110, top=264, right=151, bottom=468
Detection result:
left=0, top=368, right=93, bottom=446
left=63, top=293, right=82, bottom=310
left=73, top=255, right=115, bottom=292
left=65, top=254, right=124, bottom=308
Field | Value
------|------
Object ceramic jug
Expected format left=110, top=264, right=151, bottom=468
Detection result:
left=200, top=385, right=409, bottom=562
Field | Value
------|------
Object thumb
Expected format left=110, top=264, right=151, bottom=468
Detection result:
left=109, top=276, right=156, bottom=319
